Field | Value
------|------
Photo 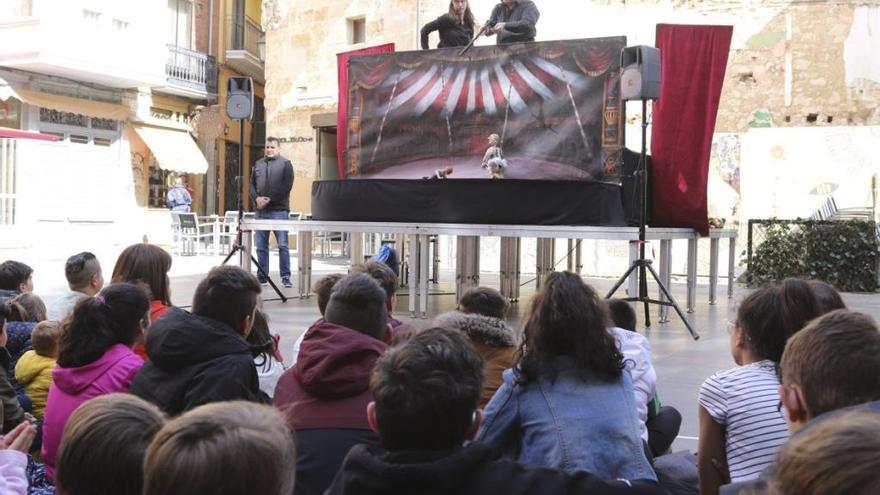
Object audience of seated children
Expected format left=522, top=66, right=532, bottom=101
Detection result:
left=434, top=286, right=517, bottom=408
left=247, top=309, right=286, bottom=400
left=53, top=393, right=166, bottom=495
left=326, top=327, right=665, bottom=495
left=290, top=273, right=343, bottom=366
left=41, top=283, right=149, bottom=479
left=0, top=302, right=27, bottom=433
left=698, top=278, right=822, bottom=494
left=129, top=266, right=265, bottom=415
left=476, top=271, right=656, bottom=481
left=47, top=252, right=104, bottom=321
left=767, top=410, right=880, bottom=495
left=275, top=273, right=389, bottom=495
left=0, top=419, right=37, bottom=495
left=0, top=261, right=33, bottom=299
left=606, top=298, right=681, bottom=459
left=14, top=321, right=60, bottom=419
left=143, top=401, right=296, bottom=495
left=777, top=309, right=880, bottom=433
left=111, top=243, right=173, bottom=359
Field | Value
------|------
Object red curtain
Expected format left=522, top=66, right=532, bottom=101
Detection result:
left=650, top=24, right=732, bottom=236
left=337, top=43, right=395, bottom=178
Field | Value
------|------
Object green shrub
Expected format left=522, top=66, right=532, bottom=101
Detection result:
left=745, top=219, right=879, bottom=292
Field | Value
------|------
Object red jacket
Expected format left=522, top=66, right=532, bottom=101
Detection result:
left=275, top=319, right=386, bottom=430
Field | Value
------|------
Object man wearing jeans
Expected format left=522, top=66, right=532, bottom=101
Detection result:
left=249, top=137, right=294, bottom=288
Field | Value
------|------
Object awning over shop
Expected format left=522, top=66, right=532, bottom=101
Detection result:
left=0, top=82, right=129, bottom=121
left=0, top=127, right=59, bottom=141
left=133, top=125, right=208, bottom=174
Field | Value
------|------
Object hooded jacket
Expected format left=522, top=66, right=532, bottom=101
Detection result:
left=14, top=350, right=56, bottom=417
left=274, top=319, right=386, bottom=495
left=41, top=344, right=144, bottom=478
left=434, top=311, right=518, bottom=407
left=129, top=308, right=263, bottom=416
left=0, top=349, right=25, bottom=433
left=326, top=442, right=666, bottom=495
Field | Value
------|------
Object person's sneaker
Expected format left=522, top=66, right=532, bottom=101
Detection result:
left=259, top=280, right=269, bottom=286
left=282, top=278, right=293, bottom=288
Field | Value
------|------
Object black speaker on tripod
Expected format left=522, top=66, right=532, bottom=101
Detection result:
left=620, top=45, right=661, bottom=101
left=227, top=76, right=254, bottom=120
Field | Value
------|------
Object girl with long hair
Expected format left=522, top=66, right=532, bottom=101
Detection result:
left=41, top=283, right=149, bottom=479
left=111, top=243, right=172, bottom=358
left=476, top=271, right=655, bottom=481
left=420, top=0, right=475, bottom=49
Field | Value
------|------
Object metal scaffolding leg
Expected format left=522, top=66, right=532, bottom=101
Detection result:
left=349, top=231, right=364, bottom=268
left=419, top=233, right=430, bottom=318
left=687, top=235, right=698, bottom=313
left=536, top=238, right=555, bottom=290
left=500, top=237, right=521, bottom=301
left=297, top=231, right=312, bottom=299
left=456, top=236, right=480, bottom=301
left=408, top=234, right=419, bottom=317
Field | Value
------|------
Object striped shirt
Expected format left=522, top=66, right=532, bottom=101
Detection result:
left=698, top=360, right=789, bottom=482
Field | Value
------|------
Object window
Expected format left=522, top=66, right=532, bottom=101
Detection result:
left=112, top=19, right=130, bottom=32
left=0, top=137, right=18, bottom=225
left=0, top=99, right=20, bottom=129
left=93, top=137, right=113, bottom=147
left=167, top=0, right=194, bottom=49
left=69, top=135, right=89, bottom=145
left=347, top=17, right=366, bottom=44
left=82, top=9, right=101, bottom=25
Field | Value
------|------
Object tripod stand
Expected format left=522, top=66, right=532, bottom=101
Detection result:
left=221, top=118, right=287, bottom=303
left=606, top=99, right=698, bottom=340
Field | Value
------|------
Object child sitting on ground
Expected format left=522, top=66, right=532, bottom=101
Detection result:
left=435, top=287, right=517, bottom=408
left=607, top=299, right=681, bottom=458
left=14, top=321, right=60, bottom=419
left=143, top=402, right=296, bottom=495
left=54, top=393, right=166, bottom=495
left=247, top=309, right=285, bottom=400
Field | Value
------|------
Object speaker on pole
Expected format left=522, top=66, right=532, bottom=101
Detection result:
left=226, top=76, right=254, bottom=120
left=620, top=46, right=661, bottom=101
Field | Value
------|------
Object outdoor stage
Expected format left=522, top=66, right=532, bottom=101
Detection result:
left=238, top=219, right=736, bottom=332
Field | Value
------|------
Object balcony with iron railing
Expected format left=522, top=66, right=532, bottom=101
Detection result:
left=161, top=44, right=218, bottom=99
left=225, top=15, right=264, bottom=83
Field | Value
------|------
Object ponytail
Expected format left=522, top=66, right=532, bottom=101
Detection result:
left=58, top=283, right=150, bottom=368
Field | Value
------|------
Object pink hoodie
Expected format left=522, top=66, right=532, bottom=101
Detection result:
left=40, top=344, right=144, bottom=479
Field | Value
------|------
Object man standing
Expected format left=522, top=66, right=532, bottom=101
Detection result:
left=249, top=137, right=294, bottom=288
left=484, top=0, right=539, bottom=44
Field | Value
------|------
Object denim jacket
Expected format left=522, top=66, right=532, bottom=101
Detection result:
left=476, top=358, right=656, bottom=481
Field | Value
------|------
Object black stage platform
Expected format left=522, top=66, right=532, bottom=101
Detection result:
left=312, top=179, right=628, bottom=226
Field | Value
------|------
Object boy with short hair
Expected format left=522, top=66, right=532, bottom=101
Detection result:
left=14, top=320, right=61, bottom=418
left=130, top=266, right=265, bottom=415
left=275, top=273, right=389, bottom=495
left=0, top=261, right=33, bottom=299
left=326, top=327, right=664, bottom=495
left=779, top=309, right=880, bottom=431
left=47, top=252, right=104, bottom=321
left=290, top=273, right=344, bottom=367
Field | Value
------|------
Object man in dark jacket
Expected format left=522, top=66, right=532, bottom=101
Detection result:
left=249, top=136, right=294, bottom=288
left=484, top=0, right=539, bottom=44
left=325, top=327, right=665, bottom=495
left=129, top=266, right=264, bottom=415
left=274, top=273, right=390, bottom=495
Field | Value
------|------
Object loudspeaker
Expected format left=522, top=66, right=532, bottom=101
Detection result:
left=226, top=76, right=254, bottom=120
left=620, top=46, right=661, bottom=101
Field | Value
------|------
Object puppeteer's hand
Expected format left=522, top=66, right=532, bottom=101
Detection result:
left=492, top=22, right=506, bottom=34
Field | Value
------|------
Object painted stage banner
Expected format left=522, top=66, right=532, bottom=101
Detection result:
left=344, top=37, right=626, bottom=181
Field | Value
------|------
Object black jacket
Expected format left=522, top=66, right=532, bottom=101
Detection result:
left=249, top=154, right=294, bottom=211
left=326, top=442, right=667, bottom=495
left=294, top=429, right=380, bottom=495
left=129, top=309, right=264, bottom=416
left=420, top=14, right=474, bottom=49
left=0, top=348, right=25, bottom=433
left=487, top=0, right=539, bottom=44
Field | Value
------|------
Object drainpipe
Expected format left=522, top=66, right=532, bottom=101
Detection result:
left=208, top=0, right=214, bottom=56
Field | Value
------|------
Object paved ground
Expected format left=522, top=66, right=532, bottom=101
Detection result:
left=27, top=250, right=880, bottom=453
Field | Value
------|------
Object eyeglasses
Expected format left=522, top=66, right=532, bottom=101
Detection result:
left=725, top=320, right=738, bottom=335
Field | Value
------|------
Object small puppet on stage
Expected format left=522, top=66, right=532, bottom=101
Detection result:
left=423, top=166, right=454, bottom=180
left=481, top=133, right=507, bottom=179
